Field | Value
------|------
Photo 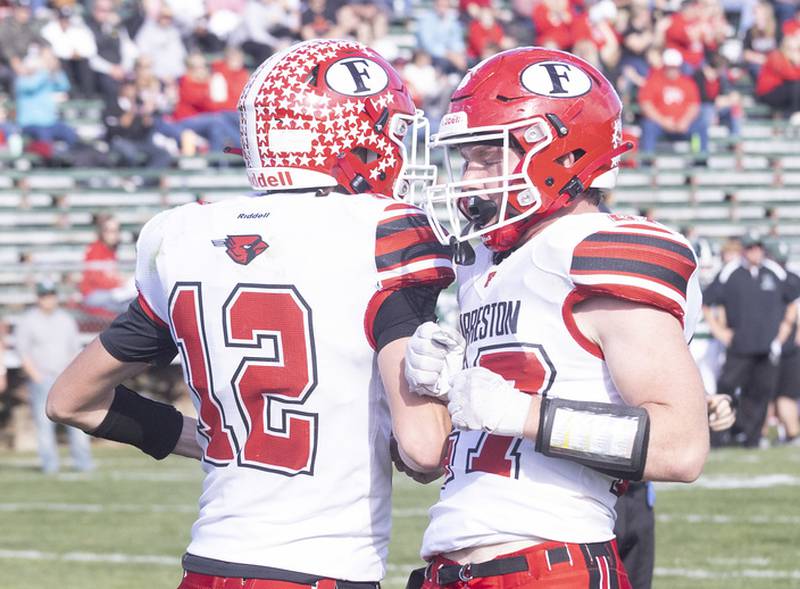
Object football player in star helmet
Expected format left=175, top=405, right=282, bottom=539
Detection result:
left=236, top=39, right=436, bottom=202
left=425, top=47, right=633, bottom=252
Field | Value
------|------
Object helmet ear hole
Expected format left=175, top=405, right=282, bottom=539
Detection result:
left=352, top=146, right=380, bottom=164
left=556, top=148, right=586, bottom=168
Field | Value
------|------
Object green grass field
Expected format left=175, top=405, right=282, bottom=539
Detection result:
left=0, top=444, right=798, bottom=589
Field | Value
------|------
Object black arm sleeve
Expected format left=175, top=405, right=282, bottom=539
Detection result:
left=99, top=298, right=178, bottom=366
left=372, top=285, right=441, bottom=352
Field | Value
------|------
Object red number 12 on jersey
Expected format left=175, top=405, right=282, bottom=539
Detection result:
left=170, top=282, right=318, bottom=476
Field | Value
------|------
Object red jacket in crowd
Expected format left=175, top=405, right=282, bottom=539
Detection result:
left=665, top=12, right=705, bottom=69
left=80, top=240, right=123, bottom=297
left=173, top=76, right=216, bottom=120
left=211, top=60, right=249, bottom=111
left=782, top=18, right=800, bottom=38
left=639, top=67, right=701, bottom=122
left=460, top=0, right=491, bottom=13
left=531, top=2, right=576, bottom=50
left=756, top=50, right=800, bottom=96
left=467, top=18, right=505, bottom=59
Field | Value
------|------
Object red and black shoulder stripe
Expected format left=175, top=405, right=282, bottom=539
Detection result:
left=374, top=203, right=454, bottom=290
left=570, top=224, right=697, bottom=320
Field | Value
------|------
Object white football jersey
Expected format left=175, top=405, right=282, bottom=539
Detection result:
left=135, top=192, right=453, bottom=580
left=421, top=212, right=701, bottom=558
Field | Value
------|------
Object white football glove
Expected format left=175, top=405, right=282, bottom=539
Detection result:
left=707, top=394, right=736, bottom=432
left=447, top=367, right=533, bottom=438
left=405, top=321, right=465, bottom=399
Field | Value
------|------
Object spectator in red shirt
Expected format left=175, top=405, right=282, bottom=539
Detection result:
left=756, top=34, right=800, bottom=114
left=639, top=48, right=705, bottom=155
left=156, top=52, right=240, bottom=153
left=466, top=7, right=513, bottom=61
left=781, top=10, right=800, bottom=37
left=210, top=46, right=249, bottom=112
left=210, top=46, right=248, bottom=137
left=665, top=0, right=727, bottom=71
left=531, top=0, right=575, bottom=50
left=80, top=213, right=135, bottom=314
left=460, top=0, right=490, bottom=19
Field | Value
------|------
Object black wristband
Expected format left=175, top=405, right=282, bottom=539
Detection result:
left=91, top=384, right=184, bottom=460
left=536, top=396, right=650, bottom=481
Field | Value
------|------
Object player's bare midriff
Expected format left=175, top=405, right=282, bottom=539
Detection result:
left=443, top=538, right=547, bottom=564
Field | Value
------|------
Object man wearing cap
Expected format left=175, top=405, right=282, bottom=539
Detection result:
left=639, top=48, right=706, bottom=157
left=704, top=233, right=800, bottom=447
left=0, top=0, right=48, bottom=89
left=15, top=280, right=93, bottom=473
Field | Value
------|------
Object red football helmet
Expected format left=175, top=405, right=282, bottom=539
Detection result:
left=425, top=47, right=632, bottom=252
left=238, top=39, right=435, bottom=201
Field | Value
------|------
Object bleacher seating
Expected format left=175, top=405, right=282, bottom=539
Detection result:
left=2, top=98, right=800, bottom=365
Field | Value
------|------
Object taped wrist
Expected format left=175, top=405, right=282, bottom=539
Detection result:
left=535, top=396, right=650, bottom=481
left=91, top=384, right=184, bottom=460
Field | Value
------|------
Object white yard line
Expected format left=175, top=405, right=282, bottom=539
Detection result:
left=657, top=474, right=800, bottom=490
left=0, top=502, right=196, bottom=514
left=0, top=549, right=178, bottom=566
left=392, top=508, right=429, bottom=518
left=655, top=567, right=800, bottom=580
left=656, top=513, right=800, bottom=524
left=0, top=471, right=199, bottom=483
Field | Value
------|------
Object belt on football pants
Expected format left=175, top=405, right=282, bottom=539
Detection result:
left=417, top=540, right=620, bottom=587
left=433, top=557, right=528, bottom=586
left=182, top=553, right=379, bottom=589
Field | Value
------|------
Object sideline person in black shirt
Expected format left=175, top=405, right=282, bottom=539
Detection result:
left=704, top=234, right=798, bottom=447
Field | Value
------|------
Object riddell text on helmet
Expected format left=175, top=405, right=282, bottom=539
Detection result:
left=248, top=170, right=294, bottom=189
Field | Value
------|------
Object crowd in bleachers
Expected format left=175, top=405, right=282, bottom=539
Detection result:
left=3, top=0, right=800, bottom=164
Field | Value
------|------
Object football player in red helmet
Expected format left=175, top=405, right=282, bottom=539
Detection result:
left=425, top=48, right=633, bottom=253
left=404, top=47, right=710, bottom=589
left=47, top=39, right=453, bottom=589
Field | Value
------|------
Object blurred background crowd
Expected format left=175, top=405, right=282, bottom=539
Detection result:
left=3, top=0, right=800, bottom=164
left=1, top=0, right=800, bottom=468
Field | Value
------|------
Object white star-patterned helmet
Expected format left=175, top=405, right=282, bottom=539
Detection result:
left=238, top=39, right=435, bottom=201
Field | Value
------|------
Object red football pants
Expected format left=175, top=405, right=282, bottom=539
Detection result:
left=422, top=540, right=631, bottom=589
left=178, top=573, right=344, bottom=589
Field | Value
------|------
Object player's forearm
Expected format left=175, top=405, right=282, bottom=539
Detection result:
left=392, top=398, right=451, bottom=472
left=46, top=338, right=146, bottom=431
left=47, top=380, right=114, bottom=432
left=172, top=415, right=202, bottom=460
left=639, top=399, right=709, bottom=482
left=380, top=337, right=451, bottom=471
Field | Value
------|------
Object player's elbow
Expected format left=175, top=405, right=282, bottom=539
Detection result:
left=666, top=429, right=709, bottom=483
left=394, top=430, right=447, bottom=472
left=46, top=381, right=79, bottom=426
